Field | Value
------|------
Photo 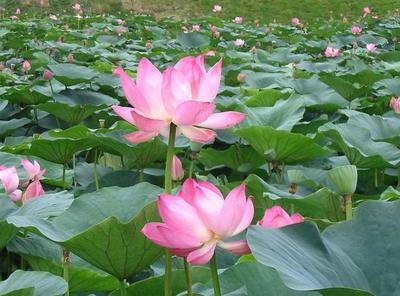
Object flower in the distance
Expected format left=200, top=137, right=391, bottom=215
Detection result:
left=192, top=24, right=200, bottom=32
left=67, top=53, right=74, bottom=62
left=206, top=50, right=216, bottom=56
left=112, top=55, right=246, bottom=144
left=22, top=179, right=44, bottom=203
left=324, top=46, right=341, bottom=58
left=212, top=4, right=222, bottom=12
left=16, top=8, right=21, bottom=14
left=172, top=155, right=184, bottom=181
left=21, top=160, right=46, bottom=182
left=142, top=179, right=254, bottom=264
left=366, top=43, right=377, bottom=52
left=390, top=97, right=400, bottom=113
left=117, top=19, right=125, bottom=25
left=363, top=6, right=371, bottom=16
left=351, top=25, right=362, bottom=35
left=234, top=16, right=243, bottom=24
left=116, top=27, right=125, bottom=34
left=72, top=3, right=81, bottom=10
left=22, top=60, right=31, bottom=72
left=291, top=17, right=301, bottom=26
left=145, top=40, right=153, bottom=49
left=234, top=39, right=245, bottom=46
left=258, top=206, right=304, bottom=228
left=43, top=69, right=53, bottom=80
left=0, top=167, right=22, bottom=202
left=49, top=14, right=58, bottom=20
left=237, top=72, right=246, bottom=83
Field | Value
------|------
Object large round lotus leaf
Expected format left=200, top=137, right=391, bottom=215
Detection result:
left=248, top=200, right=400, bottom=296
left=7, top=183, right=164, bottom=280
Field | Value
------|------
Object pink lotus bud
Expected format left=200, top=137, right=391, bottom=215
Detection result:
left=213, top=30, right=220, bottom=38
left=21, top=160, right=46, bottom=181
left=43, top=69, right=53, bottom=80
left=117, top=19, right=125, bottom=25
left=211, top=25, right=218, bottom=32
left=363, top=6, right=371, bottom=16
left=16, top=8, right=21, bottom=14
left=67, top=53, right=74, bottom=62
left=22, top=60, right=31, bottom=72
left=234, top=16, right=243, bottom=24
left=237, top=72, right=246, bottom=83
left=142, top=179, right=254, bottom=264
left=172, top=155, right=184, bottom=181
left=258, top=206, right=304, bottom=228
left=192, top=24, right=200, bottom=32
left=212, top=4, right=222, bottom=12
left=116, top=27, right=125, bottom=34
left=0, top=166, right=22, bottom=202
left=366, top=43, right=377, bottom=52
left=351, top=25, right=362, bottom=35
left=145, top=41, right=153, bottom=49
left=22, top=179, right=45, bottom=203
left=234, top=38, right=245, bottom=47
left=291, top=17, right=301, bottom=26
left=390, top=97, right=400, bottom=113
left=49, top=14, right=58, bottom=20
left=206, top=50, right=216, bottom=56
left=324, top=46, right=341, bottom=58
left=112, top=67, right=124, bottom=76
left=72, top=3, right=81, bottom=10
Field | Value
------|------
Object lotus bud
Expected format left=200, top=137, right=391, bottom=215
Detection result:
left=190, top=141, right=204, bottom=153
left=22, top=60, right=31, bottom=72
left=171, top=155, right=184, bottom=181
left=237, top=72, right=246, bottom=83
left=43, top=69, right=53, bottom=80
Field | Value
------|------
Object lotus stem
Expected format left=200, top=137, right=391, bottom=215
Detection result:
left=139, top=169, right=144, bottom=182
left=62, top=164, right=66, bottom=190
left=183, top=258, right=193, bottom=296
left=344, top=194, right=352, bottom=220
left=374, top=168, right=378, bottom=188
left=164, top=123, right=177, bottom=296
left=62, top=248, right=70, bottom=296
left=119, top=279, right=127, bottom=296
left=93, top=149, right=99, bottom=191
left=210, top=254, right=222, bottom=296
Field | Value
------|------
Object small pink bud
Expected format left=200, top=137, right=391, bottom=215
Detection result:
left=234, top=16, right=243, bottom=24
left=363, top=6, right=371, bottom=16
left=291, top=17, right=301, bottom=26
left=237, top=72, right=246, bottom=83
left=115, top=27, right=125, bottom=34
left=16, top=8, right=21, bottom=14
left=117, top=19, right=125, bottom=25
left=206, top=50, right=216, bottom=56
left=72, top=3, right=81, bottom=10
left=212, top=4, right=222, bottom=12
left=192, top=24, right=200, bottom=32
left=351, top=25, right=362, bottom=35
left=390, top=97, right=400, bottom=113
left=234, top=39, right=245, bottom=47
left=366, top=43, right=377, bottom=52
left=22, top=60, right=31, bottom=72
left=172, top=155, right=184, bottom=181
left=43, top=69, right=53, bottom=80
left=258, top=206, right=304, bottom=228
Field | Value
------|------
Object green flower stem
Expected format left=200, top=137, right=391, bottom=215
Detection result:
left=119, top=279, right=127, bottom=296
left=62, top=164, right=66, bottom=190
left=164, top=123, right=177, bottom=296
left=344, top=194, right=352, bottom=220
left=210, top=254, right=222, bottom=296
left=62, top=248, right=70, bottom=296
left=183, top=258, right=193, bottom=296
left=93, top=149, right=99, bottom=191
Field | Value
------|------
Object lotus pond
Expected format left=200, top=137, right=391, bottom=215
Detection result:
left=1, top=5, right=400, bottom=296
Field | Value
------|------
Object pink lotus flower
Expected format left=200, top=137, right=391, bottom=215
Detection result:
left=363, top=6, right=371, bottom=16
left=324, top=46, right=341, bottom=58
left=0, top=167, right=22, bottom=202
left=390, top=97, right=400, bottom=113
left=351, top=25, right=362, bottom=35
left=10, top=15, right=18, bottom=20
left=72, top=3, right=81, bottom=10
left=43, top=69, right=53, bottom=80
left=16, top=8, right=21, bottom=14
left=117, top=19, right=125, bottom=25
left=112, top=55, right=246, bottom=144
left=212, top=5, right=222, bottom=12
left=234, top=39, right=245, bottom=47
left=291, top=17, right=301, bottom=26
left=21, top=160, right=46, bottom=182
left=258, top=206, right=304, bottom=228
left=237, top=72, right=246, bottom=83
left=366, top=43, right=377, bottom=52
left=115, top=27, right=125, bottom=34
left=22, top=179, right=44, bottom=203
left=211, top=25, right=218, bottom=33
left=49, top=14, right=58, bottom=20
left=192, top=24, right=200, bottom=32
left=206, top=50, right=216, bottom=56
left=234, top=16, right=243, bottom=24
left=22, top=60, right=31, bottom=72
left=172, top=155, right=184, bottom=181
left=142, top=179, right=254, bottom=264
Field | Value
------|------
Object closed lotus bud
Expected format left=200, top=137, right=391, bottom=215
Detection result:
left=22, top=60, right=31, bottom=72
left=326, top=165, right=358, bottom=196
left=237, top=72, right=246, bottom=83
left=258, top=206, right=304, bottom=228
left=43, top=69, right=53, bottom=80
left=390, top=97, right=400, bottom=113
left=172, top=155, right=184, bottom=181
left=213, top=30, right=220, bottom=38
left=67, top=53, right=74, bottom=62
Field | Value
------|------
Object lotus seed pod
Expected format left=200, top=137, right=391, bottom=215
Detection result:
left=326, top=165, right=357, bottom=195
left=190, top=141, right=204, bottom=152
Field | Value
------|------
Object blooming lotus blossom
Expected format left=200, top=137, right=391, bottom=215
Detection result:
left=390, top=97, right=400, bottom=113
left=324, top=46, right=341, bottom=58
left=22, top=60, right=31, bottom=72
left=258, top=206, right=304, bottom=228
left=212, top=5, right=222, bottom=12
left=116, top=27, right=125, bottom=34
left=117, top=19, right=125, bottom=25
left=49, top=14, right=58, bottom=20
left=112, top=55, right=246, bottom=144
left=72, top=3, right=81, bottom=10
left=142, top=179, right=254, bottom=264
left=363, top=6, right=371, bottom=16
left=351, top=25, right=362, bottom=35
left=366, top=43, right=377, bottom=52
left=16, top=8, right=21, bottom=14
left=43, top=69, right=53, bottom=80
left=21, top=160, right=46, bottom=181
left=234, top=39, right=245, bottom=47
left=192, top=24, right=200, bottom=32
left=234, top=16, right=243, bottom=24
left=0, top=167, right=22, bottom=202
left=22, top=179, right=44, bottom=203
left=291, top=17, right=301, bottom=26
left=172, top=155, right=184, bottom=181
